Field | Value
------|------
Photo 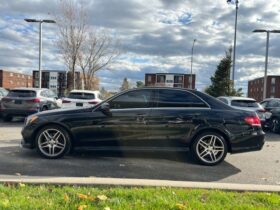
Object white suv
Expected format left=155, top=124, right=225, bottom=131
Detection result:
left=62, top=90, right=103, bottom=108
left=217, top=96, right=266, bottom=124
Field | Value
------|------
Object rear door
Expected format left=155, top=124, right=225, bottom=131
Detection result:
left=147, top=89, right=209, bottom=148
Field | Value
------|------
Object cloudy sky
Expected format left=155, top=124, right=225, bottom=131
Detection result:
left=1, top=0, right=280, bottom=94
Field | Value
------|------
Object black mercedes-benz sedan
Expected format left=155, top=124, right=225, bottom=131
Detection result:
left=21, top=87, right=265, bottom=166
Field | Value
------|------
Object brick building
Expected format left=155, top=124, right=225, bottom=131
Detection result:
left=145, top=73, right=196, bottom=89
left=0, top=69, right=32, bottom=89
left=248, top=75, right=280, bottom=101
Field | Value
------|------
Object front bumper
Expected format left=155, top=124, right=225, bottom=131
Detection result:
left=21, top=124, right=37, bottom=149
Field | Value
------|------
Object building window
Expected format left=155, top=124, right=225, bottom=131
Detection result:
left=156, top=75, right=165, bottom=83
left=10, top=73, right=13, bottom=77
left=271, top=86, right=275, bottom=94
left=10, top=80, right=13, bottom=84
left=271, top=78, right=276, bottom=85
left=147, top=75, right=152, bottom=82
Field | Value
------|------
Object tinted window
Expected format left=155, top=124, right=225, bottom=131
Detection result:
left=157, top=89, right=207, bottom=108
left=260, top=101, right=267, bottom=108
left=109, top=90, right=152, bottom=109
left=48, top=90, right=57, bottom=98
left=231, top=100, right=258, bottom=107
left=40, top=90, right=48, bottom=97
left=68, top=92, right=95, bottom=100
left=268, top=100, right=280, bottom=108
left=8, top=90, right=36, bottom=98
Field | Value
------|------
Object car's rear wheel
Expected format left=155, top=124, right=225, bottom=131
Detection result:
left=191, top=132, right=228, bottom=166
left=35, top=125, right=71, bottom=159
left=271, top=117, right=280, bottom=133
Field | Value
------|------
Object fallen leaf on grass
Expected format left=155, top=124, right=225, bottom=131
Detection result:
left=175, top=203, right=186, bottom=210
left=97, top=195, right=108, bottom=201
left=19, top=183, right=25, bottom=187
left=78, top=193, right=88, bottom=199
left=64, top=194, right=69, bottom=201
left=77, top=205, right=87, bottom=210
left=104, top=207, right=111, bottom=210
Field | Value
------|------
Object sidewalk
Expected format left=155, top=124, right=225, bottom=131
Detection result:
left=1, top=175, right=280, bottom=192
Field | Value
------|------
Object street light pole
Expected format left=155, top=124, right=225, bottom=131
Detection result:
left=24, top=19, right=56, bottom=88
left=190, top=39, right=196, bottom=89
left=227, top=0, right=239, bottom=88
left=253, top=29, right=280, bottom=100
left=39, top=21, right=42, bottom=89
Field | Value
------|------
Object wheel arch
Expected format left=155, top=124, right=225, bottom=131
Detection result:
left=190, top=128, right=232, bottom=153
left=32, top=122, right=75, bottom=147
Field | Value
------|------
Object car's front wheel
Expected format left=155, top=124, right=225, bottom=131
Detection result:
left=35, top=125, right=72, bottom=159
left=191, top=132, right=228, bottom=166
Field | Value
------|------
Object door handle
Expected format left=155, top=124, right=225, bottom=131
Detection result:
left=168, top=117, right=185, bottom=124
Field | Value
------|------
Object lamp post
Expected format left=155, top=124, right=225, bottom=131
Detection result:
left=253, top=29, right=280, bottom=100
left=190, top=39, right=196, bottom=89
left=227, top=0, right=239, bottom=88
left=24, top=19, right=56, bottom=88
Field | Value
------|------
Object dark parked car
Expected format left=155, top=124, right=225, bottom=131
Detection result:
left=1, top=88, right=60, bottom=122
left=260, top=98, right=280, bottom=133
left=21, top=88, right=265, bottom=166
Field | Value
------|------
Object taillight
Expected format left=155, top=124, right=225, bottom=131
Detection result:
left=245, top=116, right=261, bottom=127
left=27, top=98, right=40, bottom=103
left=1, top=97, right=12, bottom=102
left=88, top=101, right=98, bottom=104
left=62, top=99, right=71, bottom=103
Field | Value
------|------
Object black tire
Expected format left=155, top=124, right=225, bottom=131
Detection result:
left=3, top=115, right=12, bottom=122
left=35, top=125, right=72, bottom=159
left=191, top=132, right=228, bottom=166
left=270, top=117, right=280, bottom=133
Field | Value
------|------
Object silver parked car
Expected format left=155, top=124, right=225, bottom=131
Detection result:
left=0, top=88, right=9, bottom=116
left=217, top=96, right=266, bottom=125
left=1, top=88, right=60, bottom=121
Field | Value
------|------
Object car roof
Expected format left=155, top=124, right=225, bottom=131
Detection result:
left=11, top=88, right=48, bottom=91
left=70, top=90, right=100, bottom=94
left=218, top=96, right=256, bottom=101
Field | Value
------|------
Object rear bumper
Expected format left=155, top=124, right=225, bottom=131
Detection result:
left=2, top=108, right=39, bottom=117
left=230, top=130, right=265, bottom=154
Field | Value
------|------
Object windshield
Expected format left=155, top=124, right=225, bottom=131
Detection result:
left=231, top=100, right=258, bottom=108
left=7, top=90, right=36, bottom=98
left=68, top=92, right=95, bottom=100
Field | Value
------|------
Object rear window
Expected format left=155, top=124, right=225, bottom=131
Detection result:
left=7, top=90, right=36, bottom=98
left=231, top=100, right=258, bottom=108
left=68, top=92, right=95, bottom=100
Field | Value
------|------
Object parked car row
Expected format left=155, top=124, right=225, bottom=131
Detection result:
left=0, top=88, right=103, bottom=122
left=218, top=96, right=280, bottom=134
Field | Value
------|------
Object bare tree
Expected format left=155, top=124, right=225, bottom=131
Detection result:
left=78, top=30, right=120, bottom=90
left=56, top=0, right=120, bottom=91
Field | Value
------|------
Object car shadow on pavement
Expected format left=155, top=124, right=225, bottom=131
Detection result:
left=0, top=146, right=241, bottom=182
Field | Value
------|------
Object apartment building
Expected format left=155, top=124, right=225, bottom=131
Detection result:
left=248, top=75, right=280, bottom=101
left=0, top=69, right=32, bottom=89
left=145, top=73, right=196, bottom=89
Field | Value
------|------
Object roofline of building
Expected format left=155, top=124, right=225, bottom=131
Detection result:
left=145, top=73, right=196, bottom=76
left=33, top=70, right=67, bottom=72
left=249, top=75, right=280, bottom=82
left=0, top=69, right=32, bottom=76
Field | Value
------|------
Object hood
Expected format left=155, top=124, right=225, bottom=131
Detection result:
left=35, top=107, right=92, bottom=117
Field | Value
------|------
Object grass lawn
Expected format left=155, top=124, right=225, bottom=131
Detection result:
left=0, top=183, right=279, bottom=210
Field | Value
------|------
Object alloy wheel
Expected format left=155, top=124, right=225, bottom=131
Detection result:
left=196, top=135, right=225, bottom=164
left=38, top=128, right=66, bottom=157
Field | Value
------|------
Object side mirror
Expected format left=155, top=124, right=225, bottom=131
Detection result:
left=100, top=102, right=111, bottom=115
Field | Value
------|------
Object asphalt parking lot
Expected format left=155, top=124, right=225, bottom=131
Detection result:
left=0, top=117, right=279, bottom=186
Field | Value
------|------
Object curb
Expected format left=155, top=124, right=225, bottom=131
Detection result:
left=0, top=176, right=280, bottom=192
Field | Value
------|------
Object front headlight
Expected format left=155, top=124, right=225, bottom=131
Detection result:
left=25, top=115, right=38, bottom=125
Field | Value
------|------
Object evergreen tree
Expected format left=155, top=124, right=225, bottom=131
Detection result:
left=120, top=77, right=130, bottom=91
left=205, top=47, right=242, bottom=97
left=136, top=81, right=144, bottom=88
